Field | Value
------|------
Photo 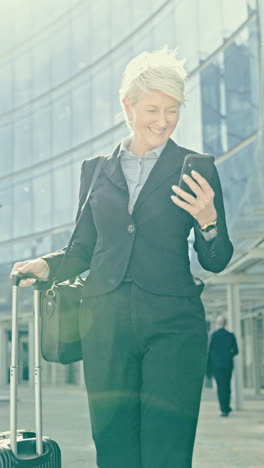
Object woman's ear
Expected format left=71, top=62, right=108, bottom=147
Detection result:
left=122, top=97, right=132, bottom=121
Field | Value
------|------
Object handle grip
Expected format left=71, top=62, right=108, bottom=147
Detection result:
left=12, top=272, right=42, bottom=288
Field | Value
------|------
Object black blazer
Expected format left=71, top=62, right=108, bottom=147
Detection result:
left=208, top=328, right=239, bottom=369
left=42, top=139, right=233, bottom=296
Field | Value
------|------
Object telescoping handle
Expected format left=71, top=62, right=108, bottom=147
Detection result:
left=10, top=272, right=44, bottom=457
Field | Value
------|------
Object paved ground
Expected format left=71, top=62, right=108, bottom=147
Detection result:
left=1, top=384, right=263, bottom=467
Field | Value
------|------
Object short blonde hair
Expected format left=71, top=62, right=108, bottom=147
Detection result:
left=119, top=47, right=187, bottom=120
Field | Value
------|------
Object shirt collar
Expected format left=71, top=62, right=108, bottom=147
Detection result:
left=118, top=137, right=167, bottom=160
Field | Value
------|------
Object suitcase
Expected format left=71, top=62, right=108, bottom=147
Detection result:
left=0, top=273, right=61, bottom=467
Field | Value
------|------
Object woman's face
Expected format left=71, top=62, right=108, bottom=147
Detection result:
left=124, top=89, right=180, bottom=154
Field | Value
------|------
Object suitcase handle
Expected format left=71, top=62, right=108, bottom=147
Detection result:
left=12, top=271, right=43, bottom=289
left=10, top=274, right=43, bottom=457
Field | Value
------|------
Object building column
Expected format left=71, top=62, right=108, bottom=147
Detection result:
left=227, top=284, right=244, bottom=410
left=252, top=317, right=262, bottom=395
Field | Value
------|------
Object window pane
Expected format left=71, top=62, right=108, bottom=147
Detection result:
left=33, top=234, right=52, bottom=258
left=0, top=6, right=13, bottom=52
left=132, top=26, right=153, bottom=55
left=0, top=62, right=13, bottom=113
left=31, top=0, right=72, bottom=33
left=33, top=170, right=52, bottom=232
left=90, top=1, right=111, bottom=62
left=0, top=245, right=13, bottom=265
left=111, top=45, right=133, bottom=121
left=71, top=6, right=92, bottom=74
left=33, top=104, right=51, bottom=162
left=91, top=64, right=112, bottom=136
left=0, top=185, right=13, bottom=241
left=221, top=0, right=250, bottom=35
left=0, top=123, right=13, bottom=175
left=52, top=162, right=73, bottom=226
left=13, top=239, right=34, bottom=262
left=224, top=32, right=258, bottom=149
left=196, top=0, right=223, bottom=59
left=72, top=80, right=92, bottom=146
left=111, top=0, right=132, bottom=46
left=52, top=93, right=72, bottom=155
left=152, top=3, right=176, bottom=50
left=217, top=143, right=255, bottom=228
left=51, top=26, right=70, bottom=87
left=14, top=115, right=32, bottom=170
left=174, top=0, right=200, bottom=71
left=201, top=62, right=224, bottom=156
left=132, top=0, right=154, bottom=23
left=14, top=52, right=32, bottom=106
left=12, top=0, right=33, bottom=45
left=32, top=34, right=51, bottom=97
left=13, top=179, right=33, bottom=237
left=176, top=75, right=203, bottom=152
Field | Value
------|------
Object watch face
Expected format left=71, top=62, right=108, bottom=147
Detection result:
left=203, top=224, right=217, bottom=232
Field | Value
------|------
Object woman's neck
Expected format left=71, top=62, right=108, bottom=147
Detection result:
left=128, top=138, right=155, bottom=157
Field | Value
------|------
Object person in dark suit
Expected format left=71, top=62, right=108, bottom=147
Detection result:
left=11, top=48, right=233, bottom=468
left=207, top=315, right=239, bottom=417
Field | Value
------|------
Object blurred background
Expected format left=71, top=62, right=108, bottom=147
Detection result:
left=0, top=0, right=263, bottom=404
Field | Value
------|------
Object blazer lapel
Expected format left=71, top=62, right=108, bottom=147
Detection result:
left=132, top=139, right=187, bottom=213
left=103, top=143, right=128, bottom=193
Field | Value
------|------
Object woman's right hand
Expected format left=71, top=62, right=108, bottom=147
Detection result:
left=10, top=258, right=50, bottom=287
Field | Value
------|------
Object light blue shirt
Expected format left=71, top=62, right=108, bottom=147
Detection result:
left=118, top=137, right=167, bottom=214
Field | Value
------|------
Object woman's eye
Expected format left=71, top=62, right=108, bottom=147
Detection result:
left=147, top=109, right=156, bottom=113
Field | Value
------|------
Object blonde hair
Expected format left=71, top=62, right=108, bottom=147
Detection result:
left=119, top=47, right=187, bottom=125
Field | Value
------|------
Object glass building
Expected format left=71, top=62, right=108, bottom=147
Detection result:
left=0, top=0, right=263, bottom=393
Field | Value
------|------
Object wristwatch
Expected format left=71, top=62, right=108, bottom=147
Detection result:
left=199, top=219, right=217, bottom=232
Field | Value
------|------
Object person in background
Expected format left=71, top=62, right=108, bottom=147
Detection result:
left=11, top=48, right=233, bottom=468
left=207, top=315, right=239, bottom=417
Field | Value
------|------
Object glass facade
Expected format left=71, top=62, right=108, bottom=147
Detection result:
left=0, top=0, right=263, bottom=388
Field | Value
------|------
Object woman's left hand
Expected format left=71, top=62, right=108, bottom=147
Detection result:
left=171, top=170, right=217, bottom=227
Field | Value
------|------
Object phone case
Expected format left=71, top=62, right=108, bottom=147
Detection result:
left=178, top=153, right=215, bottom=196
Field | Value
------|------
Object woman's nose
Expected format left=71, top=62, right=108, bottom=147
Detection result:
left=156, top=112, right=168, bottom=127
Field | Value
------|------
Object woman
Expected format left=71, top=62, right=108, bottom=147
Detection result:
left=11, top=48, right=233, bottom=468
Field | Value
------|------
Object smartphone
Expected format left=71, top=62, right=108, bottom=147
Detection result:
left=177, top=153, right=215, bottom=197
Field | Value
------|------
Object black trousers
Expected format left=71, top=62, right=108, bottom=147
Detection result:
left=79, top=282, right=208, bottom=468
left=213, top=367, right=233, bottom=414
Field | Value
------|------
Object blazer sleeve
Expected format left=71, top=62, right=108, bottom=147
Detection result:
left=193, top=164, right=234, bottom=273
left=41, top=158, right=98, bottom=283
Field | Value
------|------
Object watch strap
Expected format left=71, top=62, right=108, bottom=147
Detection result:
left=199, top=219, right=217, bottom=232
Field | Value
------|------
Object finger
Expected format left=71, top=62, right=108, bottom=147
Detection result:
left=18, top=263, right=32, bottom=272
left=10, top=262, right=27, bottom=278
left=191, top=170, right=214, bottom=196
left=171, top=195, right=194, bottom=215
left=19, top=278, right=36, bottom=287
left=182, top=174, right=203, bottom=198
left=172, top=185, right=196, bottom=205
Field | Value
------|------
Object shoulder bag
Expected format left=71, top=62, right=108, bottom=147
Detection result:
left=40, top=157, right=105, bottom=364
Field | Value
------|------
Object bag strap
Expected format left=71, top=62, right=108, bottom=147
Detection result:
left=76, top=157, right=105, bottom=222
left=53, top=157, right=105, bottom=282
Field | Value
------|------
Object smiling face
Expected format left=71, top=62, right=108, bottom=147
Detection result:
left=123, top=89, right=180, bottom=156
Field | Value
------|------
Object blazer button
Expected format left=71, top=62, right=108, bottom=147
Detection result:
left=128, top=224, right=135, bottom=233
left=108, top=279, right=116, bottom=284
